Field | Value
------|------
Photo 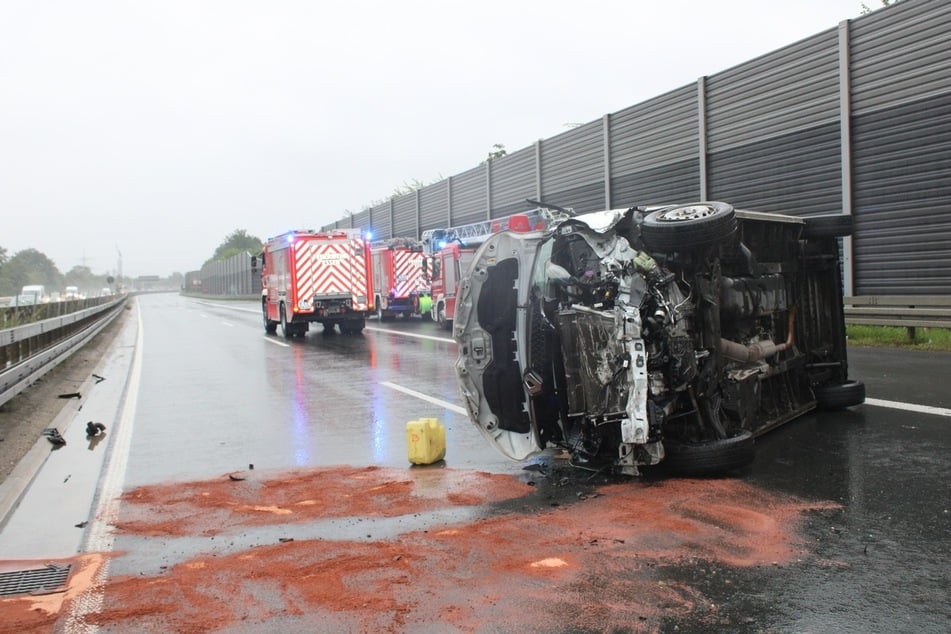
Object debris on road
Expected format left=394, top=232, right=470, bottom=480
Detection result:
left=42, top=428, right=66, bottom=446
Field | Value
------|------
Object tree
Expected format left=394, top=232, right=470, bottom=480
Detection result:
left=0, top=248, right=64, bottom=295
left=64, top=265, right=108, bottom=295
left=212, top=229, right=264, bottom=261
left=484, top=143, right=507, bottom=163
left=862, top=0, right=901, bottom=14
left=391, top=178, right=426, bottom=199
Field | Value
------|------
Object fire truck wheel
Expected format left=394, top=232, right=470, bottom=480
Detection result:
left=263, top=303, right=277, bottom=334
left=280, top=306, right=292, bottom=339
left=437, top=304, right=450, bottom=330
left=345, top=319, right=366, bottom=334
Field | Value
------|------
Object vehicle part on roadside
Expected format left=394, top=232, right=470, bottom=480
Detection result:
left=454, top=202, right=865, bottom=477
left=42, top=428, right=67, bottom=446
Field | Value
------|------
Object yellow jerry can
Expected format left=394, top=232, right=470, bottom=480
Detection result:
left=406, top=418, right=446, bottom=465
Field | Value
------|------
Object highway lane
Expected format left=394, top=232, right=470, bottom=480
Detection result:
left=0, top=293, right=947, bottom=632
left=123, top=294, right=509, bottom=488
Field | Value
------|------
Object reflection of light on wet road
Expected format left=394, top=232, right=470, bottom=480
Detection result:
left=364, top=326, right=454, bottom=344
left=381, top=381, right=466, bottom=415
left=367, top=338, right=388, bottom=462
left=291, top=346, right=310, bottom=465
left=369, top=381, right=388, bottom=462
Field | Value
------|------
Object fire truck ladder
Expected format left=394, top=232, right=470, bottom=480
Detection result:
left=420, top=206, right=570, bottom=255
left=371, top=236, right=424, bottom=251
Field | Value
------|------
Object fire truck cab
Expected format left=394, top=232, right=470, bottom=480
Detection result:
left=260, top=228, right=373, bottom=337
left=423, top=241, right=477, bottom=330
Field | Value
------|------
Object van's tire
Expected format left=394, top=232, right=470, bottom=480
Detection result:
left=814, top=380, right=866, bottom=409
left=641, top=202, right=737, bottom=251
left=662, top=430, right=754, bottom=477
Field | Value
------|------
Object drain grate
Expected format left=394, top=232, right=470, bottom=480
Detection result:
left=0, top=564, right=71, bottom=597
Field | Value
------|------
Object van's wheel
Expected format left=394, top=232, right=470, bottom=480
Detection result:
left=662, top=430, right=754, bottom=477
left=814, top=380, right=866, bottom=409
left=280, top=306, right=292, bottom=339
left=263, top=302, right=277, bottom=334
left=641, top=202, right=737, bottom=251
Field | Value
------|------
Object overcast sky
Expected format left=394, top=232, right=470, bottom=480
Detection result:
left=1, top=0, right=873, bottom=278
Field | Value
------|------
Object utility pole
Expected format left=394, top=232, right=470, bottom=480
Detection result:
left=116, top=246, right=123, bottom=290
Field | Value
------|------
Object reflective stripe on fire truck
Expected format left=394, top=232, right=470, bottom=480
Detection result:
left=293, top=238, right=368, bottom=310
left=391, top=250, right=425, bottom=298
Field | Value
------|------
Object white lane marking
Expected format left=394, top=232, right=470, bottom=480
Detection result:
left=218, top=306, right=259, bottom=314
left=222, top=321, right=234, bottom=327
left=864, top=397, right=951, bottom=418
left=68, top=302, right=145, bottom=631
left=193, top=300, right=259, bottom=315
left=264, top=337, right=290, bottom=348
left=365, top=326, right=455, bottom=344
left=382, top=381, right=466, bottom=415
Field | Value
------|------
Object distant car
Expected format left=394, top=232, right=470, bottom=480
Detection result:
left=454, top=202, right=865, bottom=477
left=64, top=286, right=80, bottom=300
left=20, top=284, right=47, bottom=304
left=100, top=288, right=113, bottom=297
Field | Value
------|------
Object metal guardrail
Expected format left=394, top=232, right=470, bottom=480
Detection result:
left=0, top=296, right=128, bottom=408
left=844, top=295, right=951, bottom=339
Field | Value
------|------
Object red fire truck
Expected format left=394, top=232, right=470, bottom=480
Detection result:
left=370, top=238, right=431, bottom=320
left=259, top=228, right=373, bottom=337
left=422, top=208, right=563, bottom=330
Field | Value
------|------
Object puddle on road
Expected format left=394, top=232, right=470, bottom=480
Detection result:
left=0, top=465, right=838, bottom=633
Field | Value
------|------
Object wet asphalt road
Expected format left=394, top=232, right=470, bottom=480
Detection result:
left=1, top=293, right=948, bottom=632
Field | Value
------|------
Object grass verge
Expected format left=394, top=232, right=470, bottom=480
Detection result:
left=847, top=325, right=951, bottom=351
